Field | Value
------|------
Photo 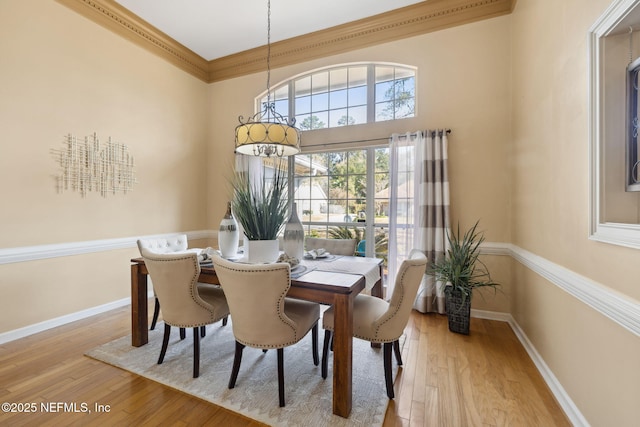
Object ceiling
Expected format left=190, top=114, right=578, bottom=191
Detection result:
left=113, top=0, right=425, bottom=61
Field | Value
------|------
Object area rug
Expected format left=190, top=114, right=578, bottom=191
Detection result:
left=86, top=320, right=397, bottom=427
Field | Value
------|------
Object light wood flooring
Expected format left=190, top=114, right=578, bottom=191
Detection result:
left=0, top=304, right=570, bottom=426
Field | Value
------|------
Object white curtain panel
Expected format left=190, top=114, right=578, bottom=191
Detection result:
left=388, top=130, right=450, bottom=313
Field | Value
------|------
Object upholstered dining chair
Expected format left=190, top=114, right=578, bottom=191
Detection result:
left=304, top=237, right=357, bottom=256
left=137, top=235, right=189, bottom=331
left=211, top=254, right=320, bottom=407
left=140, top=249, right=230, bottom=378
left=321, top=249, right=427, bottom=398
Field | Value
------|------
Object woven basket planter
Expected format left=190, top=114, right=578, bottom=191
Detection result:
left=444, top=287, right=471, bottom=335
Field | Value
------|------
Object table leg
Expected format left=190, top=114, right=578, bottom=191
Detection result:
left=332, top=292, right=353, bottom=418
left=131, top=264, right=148, bottom=347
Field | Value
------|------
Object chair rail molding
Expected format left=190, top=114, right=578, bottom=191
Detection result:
left=0, top=230, right=215, bottom=265
left=507, top=243, right=640, bottom=337
left=2, top=236, right=638, bottom=338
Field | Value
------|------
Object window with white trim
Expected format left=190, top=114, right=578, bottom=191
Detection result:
left=258, top=63, right=416, bottom=130
left=290, top=147, right=390, bottom=261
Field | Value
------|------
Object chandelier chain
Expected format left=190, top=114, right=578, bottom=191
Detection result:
left=266, top=0, right=272, bottom=107
left=630, top=26, right=634, bottom=64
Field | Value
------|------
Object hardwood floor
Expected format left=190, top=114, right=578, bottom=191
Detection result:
left=0, top=303, right=570, bottom=426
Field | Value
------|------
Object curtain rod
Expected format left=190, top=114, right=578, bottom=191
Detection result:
left=303, top=128, right=452, bottom=150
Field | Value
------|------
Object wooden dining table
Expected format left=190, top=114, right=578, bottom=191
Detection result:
left=130, top=254, right=383, bottom=418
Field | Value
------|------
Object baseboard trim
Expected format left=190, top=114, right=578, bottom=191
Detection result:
left=1, top=296, right=125, bottom=345
left=506, top=314, right=590, bottom=427
left=469, top=308, right=588, bottom=426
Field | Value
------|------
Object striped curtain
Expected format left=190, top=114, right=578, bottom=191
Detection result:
left=387, top=130, right=450, bottom=313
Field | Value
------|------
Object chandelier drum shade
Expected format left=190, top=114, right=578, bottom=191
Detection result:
left=235, top=104, right=300, bottom=157
left=234, top=0, right=300, bottom=157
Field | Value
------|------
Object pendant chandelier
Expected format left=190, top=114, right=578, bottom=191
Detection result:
left=234, top=0, right=301, bottom=157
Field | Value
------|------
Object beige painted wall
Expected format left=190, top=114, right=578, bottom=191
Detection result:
left=3, top=1, right=637, bottom=424
left=0, top=0, right=210, bottom=330
left=511, top=0, right=640, bottom=425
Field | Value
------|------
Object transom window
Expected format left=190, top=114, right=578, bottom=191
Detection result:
left=258, top=63, right=416, bottom=130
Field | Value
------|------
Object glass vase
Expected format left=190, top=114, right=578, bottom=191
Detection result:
left=283, top=202, right=305, bottom=260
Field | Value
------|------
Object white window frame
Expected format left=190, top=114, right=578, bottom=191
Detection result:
left=588, top=0, right=640, bottom=249
left=289, top=146, right=388, bottom=258
left=256, top=62, right=417, bottom=131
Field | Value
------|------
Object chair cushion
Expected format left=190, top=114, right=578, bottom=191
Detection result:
left=284, top=298, right=321, bottom=338
left=196, top=285, right=230, bottom=323
left=322, top=294, right=391, bottom=342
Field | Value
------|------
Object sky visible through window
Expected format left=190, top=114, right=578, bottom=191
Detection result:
left=259, top=63, right=415, bottom=130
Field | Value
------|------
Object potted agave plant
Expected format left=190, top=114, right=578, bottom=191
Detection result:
left=431, top=221, right=500, bottom=335
left=231, top=162, right=289, bottom=263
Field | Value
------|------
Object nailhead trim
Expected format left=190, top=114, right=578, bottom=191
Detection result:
left=213, top=258, right=316, bottom=348
left=324, top=259, right=427, bottom=343
left=143, top=253, right=227, bottom=327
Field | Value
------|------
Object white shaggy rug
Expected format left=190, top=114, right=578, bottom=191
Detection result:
left=86, top=320, right=398, bottom=427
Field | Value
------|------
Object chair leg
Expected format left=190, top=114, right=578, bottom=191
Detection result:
left=312, top=322, right=319, bottom=366
left=193, top=327, right=200, bottom=378
left=200, top=326, right=206, bottom=338
left=150, top=297, right=160, bottom=330
left=222, top=316, right=228, bottom=326
left=229, top=341, right=245, bottom=389
left=321, top=330, right=331, bottom=379
left=277, top=348, right=285, bottom=407
left=158, top=324, right=171, bottom=364
left=393, top=339, right=403, bottom=366
left=383, top=342, right=395, bottom=399
left=180, top=328, right=186, bottom=340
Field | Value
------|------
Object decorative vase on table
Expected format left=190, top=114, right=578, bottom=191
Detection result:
left=283, top=203, right=304, bottom=260
left=218, top=202, right=239, bottom=258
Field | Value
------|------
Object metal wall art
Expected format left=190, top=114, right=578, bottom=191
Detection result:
left=53, top=133, right=137, bottom=197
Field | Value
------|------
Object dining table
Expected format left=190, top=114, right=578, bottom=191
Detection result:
left=130, top=252, right=384, bottom=418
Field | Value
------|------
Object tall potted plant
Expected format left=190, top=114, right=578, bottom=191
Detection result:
left=431, top=221, right=500, bottom=335
left=231, top=162, right=288, bottom=263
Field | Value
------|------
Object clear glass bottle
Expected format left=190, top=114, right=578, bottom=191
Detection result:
left=283, top=202, right=304, bottom=260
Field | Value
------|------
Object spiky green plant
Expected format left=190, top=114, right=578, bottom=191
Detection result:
left=430, top=221, right=499, bottom=304
left=328, top=226, right=363, bottom=241
left=231, top=164, right=288, bottom=241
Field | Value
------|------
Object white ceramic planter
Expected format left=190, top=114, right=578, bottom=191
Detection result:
left=246, top=239, right=279, bottom=263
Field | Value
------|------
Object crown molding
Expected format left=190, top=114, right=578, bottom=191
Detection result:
left=209, top=0, right=514, bottom=82
left=56, top=0, right=210, bottom=81
left=58, top=0, right=515, bottom=83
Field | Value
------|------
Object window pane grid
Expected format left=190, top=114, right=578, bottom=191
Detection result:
left=292, top=147, right=389, bottom=264
left=282, top=63, right=415, bottom=130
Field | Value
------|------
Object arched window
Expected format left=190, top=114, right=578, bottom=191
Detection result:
left=257, top=63, right=416, bottom=130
